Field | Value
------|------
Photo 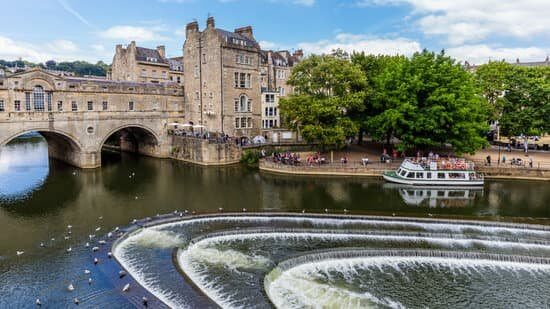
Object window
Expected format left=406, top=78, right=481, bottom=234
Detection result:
left=177, top=76, right=181, bottom=83
left=102, top=101, right=108, bottom=111
left=71, top=101, right=78, bottom=112
left=162, top=71, right=167, bottom=79
left=236, top=95, right=250, bottom=113
left=87, top=101, right=93, bottom=111
left=141, top=69, right=147, bottom=77
left=265, top=94, right=275, bottom=103
left=279, top=87, right=285, bottom=96
left=265, top=107, right=268, bottom=116
left=406, top=172, right=415, bottom=178
left=426, top=172, right=432, bottom=179
left=194, top=65, right=199, bottom=78
left=33, top=86, right=45, bottom=111
left=0, top=100, right=4, bottom=112
left=240, top=95, right=247, bottom=112
left=14, top=100, right=21, bottom=111
left=202, top=54, right=206, bottom=64
left=234, top=72, right=251, bottom=88
left=46, top=93, right=52, bottom=111
left=57, top=101, right=63, bottom=112
left=274, top=107, right=277, bottom=116
left=400, top=170, right=407, bottom=177
left=152, top=70, right=157, bottom=78
left=235, top=117, right=240, bottom=128
left=416, top=173, right=424, bottom=179
left=25, top=92, right=31, bottom=111
left=438, top=173, right=446, bottom=179
left=128, top=101, right=134, bottom=111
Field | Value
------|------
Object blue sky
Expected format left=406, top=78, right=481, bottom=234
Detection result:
left=0, top=0, right=548, bottom=65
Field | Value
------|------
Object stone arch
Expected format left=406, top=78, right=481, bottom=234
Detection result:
left=99, top=124, right=162, bottom=159
left=0, top=128, right=88, bottom=168
left=23, top=77, right=56, bottom=91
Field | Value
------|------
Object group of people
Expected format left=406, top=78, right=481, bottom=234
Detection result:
left=271, top=152, right=302, bottom=165
left=491, top=155, right=534, bottom=168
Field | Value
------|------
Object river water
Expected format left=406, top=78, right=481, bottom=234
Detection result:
left=1, top=136, right=549, bottom=308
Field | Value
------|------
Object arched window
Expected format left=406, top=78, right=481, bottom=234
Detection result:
left=239, top=95, right=247, bottom=112
left=33, top=86, right=45, bottom=111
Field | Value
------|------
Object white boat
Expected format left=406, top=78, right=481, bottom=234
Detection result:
left=383, top=158, right=484, bottom=186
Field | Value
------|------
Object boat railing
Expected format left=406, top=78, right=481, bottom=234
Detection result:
left=404, top=158, right=476, bottom=171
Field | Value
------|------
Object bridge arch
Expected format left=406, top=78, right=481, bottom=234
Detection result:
left=0, top=128, right=88, bottom=168
left=99, top=124, right=163, bottom=160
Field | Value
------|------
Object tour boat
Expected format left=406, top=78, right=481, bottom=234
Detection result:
left=383, top=158, right=484, bottom=186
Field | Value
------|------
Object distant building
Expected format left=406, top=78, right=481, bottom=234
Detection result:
left=465, top=56, right=550, bottom=72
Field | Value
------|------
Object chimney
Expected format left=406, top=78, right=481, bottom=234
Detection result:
left=206, top=16, right=215, bottom=29
left=156, top=45, right=166, bottom=58
left=186, top=21, right=199, bottom=37
left=293, top=49, right=304, bottom=60
left=116, top=44, right=123, bottom=54
left=235, top=26, right=254, bottom=40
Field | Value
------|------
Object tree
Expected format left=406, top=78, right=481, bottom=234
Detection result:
left=358, top=50, right=489, bottom=154
left=279, top=54, right=367, bottom=149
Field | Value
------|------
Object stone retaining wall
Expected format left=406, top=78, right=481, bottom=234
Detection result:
left=170, top=136, right=241, bottom=165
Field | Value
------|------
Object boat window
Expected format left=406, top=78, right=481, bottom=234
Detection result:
left=416, top=173, right=424, bottom=179
left=426, top=172, right=432, bottom=179
left=400, top=170, right=408, bottom=177
left=397, top=168, right=402, bottom=174
left=438, top=173, right=446, bottom=179
left=437, top=191, right=445, bottom=197
left=449, top=173, right=466, bottom=179
left=406, top=172, right=415, bottom=178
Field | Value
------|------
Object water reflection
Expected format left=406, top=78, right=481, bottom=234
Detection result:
left=384, top=184, right=484, bottom=208
left=0, top=134, right=49, bottom=201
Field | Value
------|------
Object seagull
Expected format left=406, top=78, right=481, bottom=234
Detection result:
left=73, top=298, right=79, bottom=305
left=122, top=283, right=130, bottom=292
left=66, top=247, right=72, bottom=253
left=218, top=207, right=224, bottom=212
left=119, top=270, right=127, bottom=278
left=16, top=251, right=24, bottom=256
left=324, top=208, right=329, bottom=213
left=428, top=213, right=434, bottom=217
left=95, top=227, right=101, bottom=232
left=88, top=234, right=95, bottom=240
left=98, top=216, right=103, bottom=220
left=64, top=236, right=71, bottom=240
left=84, top=269, right=91, bottom=275
left=114, top=227, right=120, bottom=232
left=191, top=211, right=196, bottom=215
left=98, top=240, right=106, bottom=245
left=392, top=213, right=396, bottom=217
left=67, top=225, right=73, bottom=229
left=88, top=278, right=93, bottom=285
left=142, top=297, right=148, bottom=307
left=242, top=208, right=247, bottom=212
left=107, top=232, right=113, bottom=238
left=85, top=242, right=90, bottom=248
left=92, top=247, right=99, bottom=252
left=93, top=258, right=99, bottom=265
left=132, top=219, right=137, bottom=224
left=107, top=252, right=113, bottom=259
left=302, top=209, right=306, bottom=214
left=35, top=299, right=42, bottom=306
left=67, top=231, right=72, bottom=235
left=51, top=238, right=55, bottom=241
left=40, top=242, right=45, bottom=248
left=67, top=283, right=75, bottom=292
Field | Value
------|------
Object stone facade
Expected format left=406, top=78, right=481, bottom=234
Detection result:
left=0, top=69, right=184, bottom=167
left=183, top=17, right=302, bottom=138
left=111, top=41, right=184, bottom=85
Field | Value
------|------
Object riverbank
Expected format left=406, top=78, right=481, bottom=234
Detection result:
left=259, top=160, right=550, bottom=181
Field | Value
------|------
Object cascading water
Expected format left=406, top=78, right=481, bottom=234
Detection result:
left=113, top=214, right=550, bottom=308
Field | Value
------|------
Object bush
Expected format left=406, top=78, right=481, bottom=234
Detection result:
left=240, top=150, right=260, bottom=165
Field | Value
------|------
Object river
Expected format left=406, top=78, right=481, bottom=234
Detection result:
left=1, top=135, right=549, bottom=307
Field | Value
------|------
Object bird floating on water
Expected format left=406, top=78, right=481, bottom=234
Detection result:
left=107, top=232, right=113, bottom=238
left=92, top=247, right=99, bottom=252
left=98, top=240, right=106, bottom=245
left=66, top=247, right=72, bottom=253
left=131, top=219, right=137, bottom=224
left=114, top=227, right=120, bottom=232
left=122, top=283, right=130, bottom=292
left=67, top=283, right=75, bottom=292
left=73, top=298, right=79, bottom=305
left=98, top=216, right=103, bottom=220
left=35, top=298, right=42, bottom=306
left=84, top=269, right=91, bottom=275
left=64, top=236, right=71, bottom=240
left=88, top=278, right=93, bottom=285
left=40, top=242, right=45, bottom=248
left=218, top=207, right=224, bottom=212
left=119, top=270, right=127, bottom=278
left=85, top=242, right=90, bottom=248
left=95, top=227, right=101, bottom=232
left=16, top=251, right=24, bottom=256
left=142, top=297, right=148, bottom=307
left=108, top=252, right=113, bottom=259
left=67, top=225, right=73, bottom=229
left=93, top=258, right=99, bottom=265
left=89, top=234, right=95, bottom=240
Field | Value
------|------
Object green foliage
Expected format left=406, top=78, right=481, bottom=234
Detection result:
left=279, top=54, right=367, bottom=149
left=477, top=63, right=549, bottom=137
left=0, top=59, right=110, bottom=77
left=353, top=50, right=489, bottom=154
left=240, top=150, right=260, bottom=165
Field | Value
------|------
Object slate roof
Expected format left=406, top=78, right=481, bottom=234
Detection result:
left=135, top=47, right=169, bottom=65
left=216, top=29, right=260, bottom=49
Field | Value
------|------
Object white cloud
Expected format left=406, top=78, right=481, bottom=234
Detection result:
left=446, top=44, right=549, bottom=65
left=99, top=25, right=169, bottom=42
left=298, top=33, right=421, bottom=56
left=356, top=0, right=550, bottom=45
left=0, top=36, right=109, bottom=63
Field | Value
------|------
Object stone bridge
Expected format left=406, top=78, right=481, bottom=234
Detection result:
left=0, top=112, right=173, bottom=168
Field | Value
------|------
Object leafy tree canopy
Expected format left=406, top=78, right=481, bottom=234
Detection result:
left=279, top=54, right=367, bottom=148
left=0, top=59, right=110, bottom=77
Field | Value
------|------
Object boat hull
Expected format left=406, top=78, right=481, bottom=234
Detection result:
left=383, top=173, right=484, bottom=186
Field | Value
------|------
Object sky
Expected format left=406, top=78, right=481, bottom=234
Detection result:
left=0, top=0, right=548, bottom=65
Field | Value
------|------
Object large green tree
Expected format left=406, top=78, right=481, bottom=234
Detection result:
left=359, top=50, right=490, bottom=154
left=279, top=54, right=367, bottom=148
